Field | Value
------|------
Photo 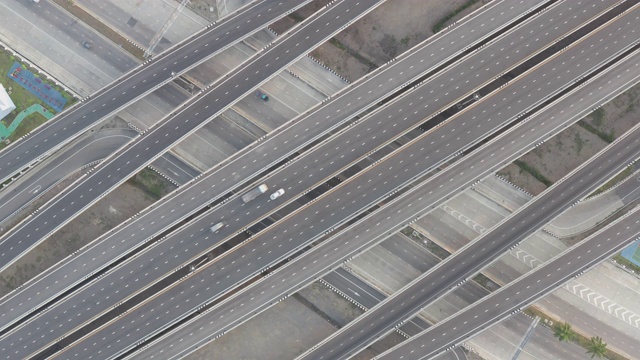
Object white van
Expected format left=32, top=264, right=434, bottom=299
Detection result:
left=210, top=222, right=225, bottom=233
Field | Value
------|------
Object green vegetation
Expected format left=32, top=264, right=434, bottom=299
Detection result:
left=288, top=12, right=305, bottom=23
left=574, top=131, right=585, bottom=155
left=525, top=307, right=629, bottom=360
left=613, top=254, right=640, bottom=276
left=0, top=53, right=59, bottom=124
left=625, top=92, right=636, bottom=114
left=578, top=120, right=615, bottom=143
left=400, top=35, right=410, bottom=46
left=0, top=49, right=74, bottom=150
left=401, top=227, right=450, bottom=259
left=587, top=336, right=608, bottom=359
left=590, top=165, right=634, bottom=196
left=129, top=168, right=171, bottom=200
left=589, top=108, right=606, bottom=127
left=472, top=273, right=499, bottom=292
left=328, top=38, right=378, bottom=69
left=0, top=112, right=49, bottom=151
left=554, top=322, right=576, bottom=342
left=432, top=0, right=479, bottom=34
left=514, top=160, right=553, bottom=187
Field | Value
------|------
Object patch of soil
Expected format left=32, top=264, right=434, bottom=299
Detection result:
left=310, top=43, right=372, bottom=83
left=497, top=163, right=547, bottom=196
left=312, top=0, right=488, bottom=81
left=522, top=125, right=608, bottom=183
left=0, top=181, right=157, bottom=296
left=582, top=83, right=640, bottom=139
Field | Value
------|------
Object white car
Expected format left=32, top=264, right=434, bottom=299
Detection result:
left=270, top=188, right=285, bottom=200
left=210, top=222, right=225, bottom=233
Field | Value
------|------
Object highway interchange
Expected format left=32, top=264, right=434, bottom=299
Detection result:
left=0, top=129, right=136, bottom=225
left=0, top=0, right=639, bottom=358
left=130, top=34, right=640, bottom=360
left=377, top=205, right=640, bottom=360
left=0, top=0, right=602, bottom=356
left=0, top=0, right=310, bottom=184
left=0, top=0, right=384, bottom=273
left=49, top=2, right=640, bottom=358
left=0, top=0, right=544, bottom=336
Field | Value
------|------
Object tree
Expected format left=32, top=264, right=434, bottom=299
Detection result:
left=554, top=322, right=575, bottom=342
left=586, top=336, right=608, bottom=359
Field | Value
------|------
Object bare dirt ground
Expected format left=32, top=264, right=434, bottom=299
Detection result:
left=186, top=281, right=365, bottom=360
left=184, top=295, right=336, bottom=360
left=186, top=280, right=411, bottom=360
left=499, top=83, right=640, bottom=196
left=0, top=172, right=175, bottom=297
left=276, top=0, right=489, bottom=83
left=497, top=163, right=547, bottom=196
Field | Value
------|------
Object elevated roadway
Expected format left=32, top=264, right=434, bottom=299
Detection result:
left=299, top=58, right=640, bottom=360
left=0, top=0, right=310, bottom=185
left=129, top=43, right=640, bottom=360
left=377, top=206, right=640, bottom=360
left=0, top=0, right=549, bottom=336
left=0, top=0, right=385, bottom=273
left=0, top=129, right=136, bottom=225
left=0, top=0, right=607, bottom=355
left=55, top=6, right=640, bottom=359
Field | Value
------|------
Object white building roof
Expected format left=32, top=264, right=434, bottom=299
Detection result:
left=0, top=83, right=16, bottom=121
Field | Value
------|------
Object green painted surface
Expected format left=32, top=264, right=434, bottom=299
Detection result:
left=0, top=104, right=53, bottom=140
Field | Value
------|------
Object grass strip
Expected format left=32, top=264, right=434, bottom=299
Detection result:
left=578, top=120, right=615, bottom=143
left=328, top=38, right=379, bottom=69
left=432, top=0, right=479, bottom=34
left=51, top=0, right=145, bottom=60
left=514, top=160, right=553, bottom=187
left=590, top=165, right=634, bottom=196
left=613, top=254, right=640, bottom=276
left=524, top=307, right=630, bottom=360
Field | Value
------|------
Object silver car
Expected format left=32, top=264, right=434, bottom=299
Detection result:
left=270, top=188, right=285, bottom=200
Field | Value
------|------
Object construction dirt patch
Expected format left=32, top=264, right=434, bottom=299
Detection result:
left=499, top=83, right=640, bottom=196
left=310, top=0, right=488, bottom=82
left=0, top=174, right=174, bottom=297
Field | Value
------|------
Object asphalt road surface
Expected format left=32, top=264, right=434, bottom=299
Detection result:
left=300, top=59, right=640, bottom=360
left=0, top=1, right=603, bottom=356
left=2, top=2, right=624, bottom=357
left=323, top=266, right=433, bottom=335
left=0, top=0, right=308, bottom=184
left=68, top=7, right=640, bottom=360
left=150, top=152, right=200, bottom=185
left=0, top=0, right=138, bottom=93
left=131, top=42, right=640, bottom=360
left=0, top=0, right=383, bottom=274
left=0, top=0, right=541, bottom=336
left=0, top=129, right=136, bottom=225
left=377, top=207, right=640, bottom=360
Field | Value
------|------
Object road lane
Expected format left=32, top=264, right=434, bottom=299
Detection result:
left=0, top=129, right=136, bottom=225
left=0, top=0, right=385, bottom=274
left=11, top=2, right=619, bottom=357
left=377, top=206, right=640, bottom=360
left=0, top=0, right=309, bottom=184
left=0, top=0, right=546, bottom=335
left=131, top=43, right=640, bottom=360
left=59, top=7, right=640, bottom=359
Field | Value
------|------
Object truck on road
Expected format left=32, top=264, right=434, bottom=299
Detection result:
left=241, top=184, right=269, bottom=203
